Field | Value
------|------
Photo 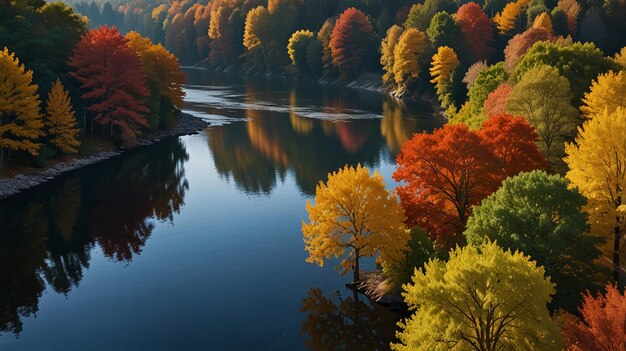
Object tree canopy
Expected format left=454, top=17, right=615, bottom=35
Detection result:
left=465, top=170, right=603, bottom=310
left=392, top=242, right=563, bottom=351
left=302, top=164, right=409, bottom=282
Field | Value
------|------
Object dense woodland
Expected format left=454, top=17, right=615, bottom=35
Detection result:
left=2, top=0, right=626, bottom=349
left=0, top=0, right=184, bottom=174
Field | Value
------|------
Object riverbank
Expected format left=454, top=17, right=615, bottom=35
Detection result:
left=0, top=112, right=209, bottom=200
left=198, top=64, right=445, bottom=117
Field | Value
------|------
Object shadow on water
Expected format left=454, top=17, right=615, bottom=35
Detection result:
left=300, top=288, right=401, bottom=351
left=0, top=138, right=189, bottom=335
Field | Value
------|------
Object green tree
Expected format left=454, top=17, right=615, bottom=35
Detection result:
left=465, top=171, right=604, bottom=311
left=382, top=228, right=435, bottom=291
left=514, top=41, right=619, bottom=104
left=392, top=242, right=563, bottom=351
left=427, top=11, right=462, bottom=50
left=306, top=38, right=323, bottom=77
left=506, top=64, right=579, bottom=169
left=404, top=0, right=455, bottom=30
left=468, top=62, right=508, bottom=110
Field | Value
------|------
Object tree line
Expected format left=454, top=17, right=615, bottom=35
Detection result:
left=0, top=0, right=185, bottom=175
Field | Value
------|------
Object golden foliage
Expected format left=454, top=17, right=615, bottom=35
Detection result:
left=302, top=164, right=408, bottom=281
left=126, top=31, right=186, bottom=127
left=393, top=28, right=427, bottom=91
left=380, top=100, right=420, bottom=153
left=533, top=12, right=553, bottom=34
left=243, top=6, right=271, bottom=50
left=494, top=2, right=521, bottom=34
left=430, top=46, right=459, bottom=85
left=45, top=79, right=80, bottom=154
left=565, top=107, right=626, bottom=281
left=614, top=46, right=626, bottom=69
left=0, top=47, right=43, bottom=162
left=581, top=70, right=626, bottom=119
left=380, top=25, right=403, bottom=86
left=287, top=29, right=314, bottom=67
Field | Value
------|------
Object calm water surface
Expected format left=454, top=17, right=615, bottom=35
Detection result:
left=0, top=70, right=439, bottom=350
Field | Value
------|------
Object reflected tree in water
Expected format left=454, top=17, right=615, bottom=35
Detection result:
left=88, top=138, right=189, bottom=261
left=208, top=123, right=282, bottom=195
left=0, top=138, right=190, bottom=335
left=300, top=288, right=400, bottom=351
left=207, top=106, right=385, bottom=195
left=43, top=179, right=92, bottom=295
left=380, top=100, right=422, bottom=154
left=202, top=82, right=441, bottom=195
left=0, top=204, right=48, bottom=335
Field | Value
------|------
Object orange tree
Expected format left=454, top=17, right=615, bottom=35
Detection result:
left=394, top=114, right=546, bottom=249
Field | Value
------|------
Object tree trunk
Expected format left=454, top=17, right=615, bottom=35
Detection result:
left=614, top=225, right=621, bottom=286
left=353, top=249, right=360, bottom=283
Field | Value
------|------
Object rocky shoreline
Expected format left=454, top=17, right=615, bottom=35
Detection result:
left=0, top=112, right=209, bottom=200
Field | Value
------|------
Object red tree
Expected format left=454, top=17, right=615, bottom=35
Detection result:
left=503, top=27, right=554, bottom=71
left=69, top=25, right=150, bottom=145
left=456, top=3, right=494, bottom=62
left=480, top=113, right=547, bottom=176
left=562, top=284, right=626, bottom=351
left=329, top=7, right=373, bottom=75
left=394, top=115, right=545, bottom=249
left=483, top=83, right=512, bottom=117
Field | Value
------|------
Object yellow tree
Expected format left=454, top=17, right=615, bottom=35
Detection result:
left=533, top=12, right=554, bottom=34
left=45, top=79, right=80, bottom=154
left=302, top=164, right=409, bottom=282
left=392, top=242, right=563, bottom=351
left=0, top=47, right=43, bottom=174
left=287, top=30, right=314, bottom=71
left=393, top=28, right=427, bottom=93
left=430, top=46, right=459, bottom=85
left=430, top=46, right=460, bottom=109
left=494, top=2, right=521, bottom=34
left=565, top=107, right=626, bottom=285
left=581, top=70, right=626, bottom=119
left=614, top=46, right=626, bottom=68
left=380, top=25, right=403, bottom=86
left=243, top=6, right=271, bottom=65
left=126, top=32, right=186, bottom=129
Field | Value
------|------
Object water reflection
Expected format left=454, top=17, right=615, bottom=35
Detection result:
left=300, top=288, right=400, bottom=351
left=380, top=100, right=423, bottom=154
left=0, top=138, right=189, bottom=335
left=185, top=71, right=439, bottom=196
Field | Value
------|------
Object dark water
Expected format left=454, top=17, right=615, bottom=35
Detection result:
left=0, top=70, right=439, bottom=350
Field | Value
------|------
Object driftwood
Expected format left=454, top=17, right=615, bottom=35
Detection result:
left=346, top=270, right=408, bottom=313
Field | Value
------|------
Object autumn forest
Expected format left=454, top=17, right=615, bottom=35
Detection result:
left=1, top=0, right=626, bottom=349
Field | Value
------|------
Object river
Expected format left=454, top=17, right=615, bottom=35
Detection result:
left=0, top=69, right=440, bottom=350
